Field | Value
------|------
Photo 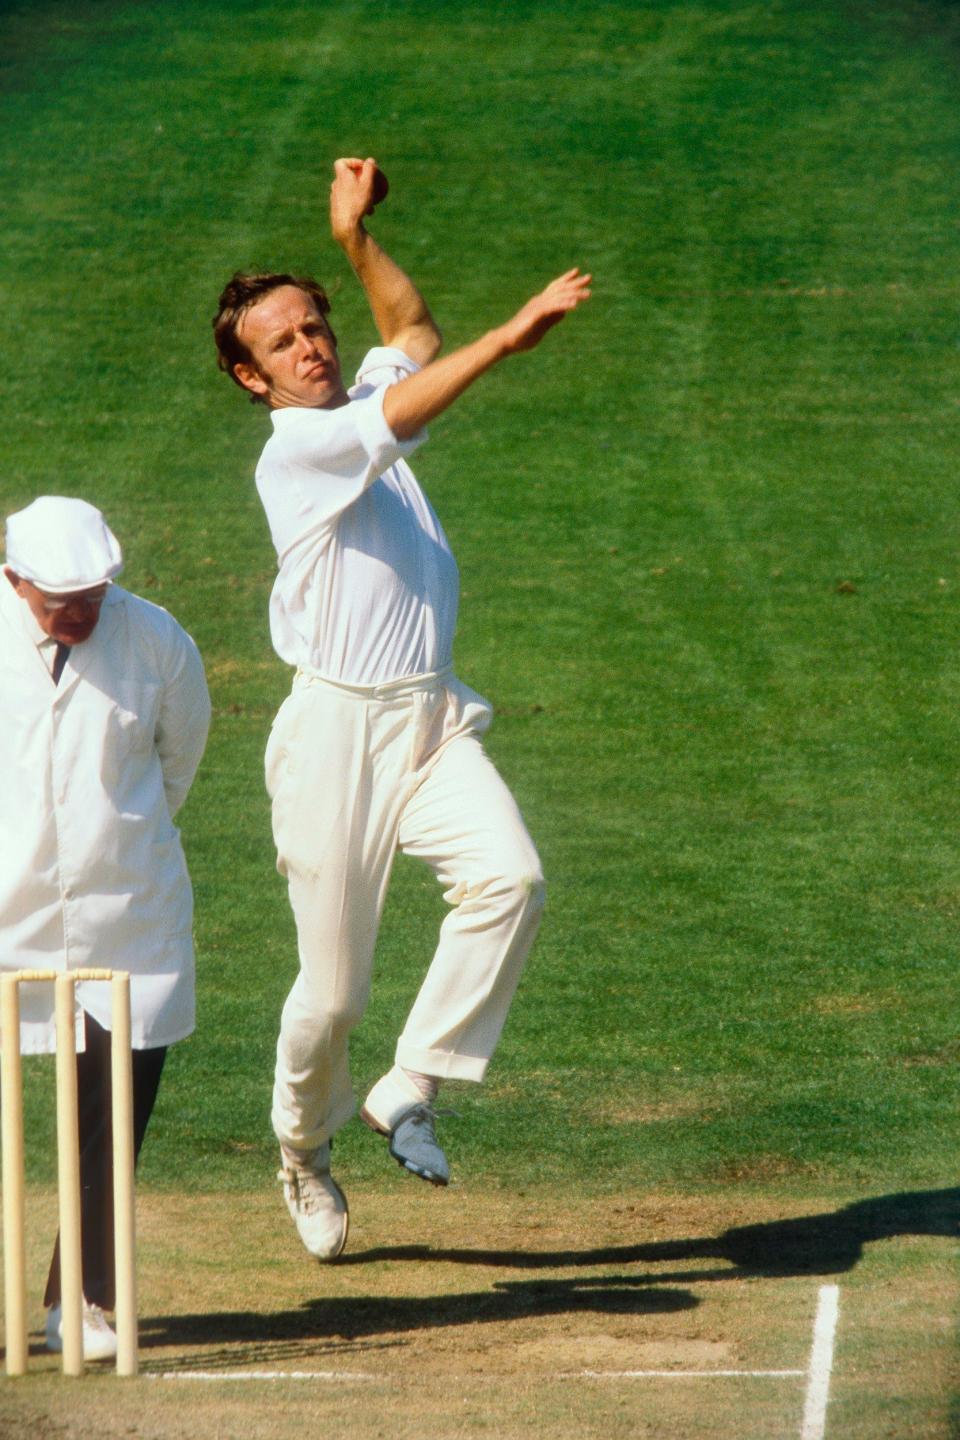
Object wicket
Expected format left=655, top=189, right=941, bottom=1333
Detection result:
left=1, top=969, right=137, bottom=1378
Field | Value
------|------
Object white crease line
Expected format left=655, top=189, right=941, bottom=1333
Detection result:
left=152, top=1370, right=375, bottom=1382
left=575, top=1369, right=805, bottom=1379
left=800, top=1285, right=840, bottom=1440
left=162, top=1368, right=806, bottom=1384
left=150, top=1283, right=841, bottom=1405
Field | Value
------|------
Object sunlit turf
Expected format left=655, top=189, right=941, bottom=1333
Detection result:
left=2, top=0, right=959, bottom=1199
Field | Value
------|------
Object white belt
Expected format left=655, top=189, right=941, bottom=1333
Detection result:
left=292, top=665, right=453, bottom=701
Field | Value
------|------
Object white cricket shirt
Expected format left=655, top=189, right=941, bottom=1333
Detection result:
left=255, top=347, right=460, bottom=685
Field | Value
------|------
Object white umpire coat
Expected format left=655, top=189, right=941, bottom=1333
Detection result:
left=0, top=580, right=210, bottom=1053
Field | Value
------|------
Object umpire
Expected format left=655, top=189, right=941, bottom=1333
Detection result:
left=0, top=496, right=210, bottom=1359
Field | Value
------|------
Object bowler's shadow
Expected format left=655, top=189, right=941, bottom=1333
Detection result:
left=698, top=1185, right=958, bottom=1280
left=334, top=1185, right=958, bottom=1283
left=129, top=1187, right=955, bottom=1369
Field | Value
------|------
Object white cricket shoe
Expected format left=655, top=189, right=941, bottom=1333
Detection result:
left=278, top=1142, right=349, bottom=1261
left=45, top=1298, right=118, bottom=1360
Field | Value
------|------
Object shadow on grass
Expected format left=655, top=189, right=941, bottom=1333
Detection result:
left=109, top=1189, right=953, bottom=1370
left=335, top=1185, right=960, bottom=1281
left=134, top=1281, right=697, bottom=1364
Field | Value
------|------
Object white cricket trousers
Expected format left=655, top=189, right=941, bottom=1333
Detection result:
left=265, top=667, right=545, bottom=1152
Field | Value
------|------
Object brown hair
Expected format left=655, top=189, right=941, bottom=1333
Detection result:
left=212, top=273, right=336, bottom=404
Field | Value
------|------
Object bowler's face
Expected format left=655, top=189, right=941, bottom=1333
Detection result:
left=234, top=286, right=348, bottom=410
left=4, top=569, right=107, bottom=645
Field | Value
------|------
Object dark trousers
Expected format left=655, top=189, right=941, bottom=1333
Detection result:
left=43, top=1011, right=166, bottom=1311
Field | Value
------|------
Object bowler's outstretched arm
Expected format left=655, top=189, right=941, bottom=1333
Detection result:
left=382, top=267, right=592, bottom=440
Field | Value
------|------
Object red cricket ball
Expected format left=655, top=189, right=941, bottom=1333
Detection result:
left=368, top=165, right=389, bottom=212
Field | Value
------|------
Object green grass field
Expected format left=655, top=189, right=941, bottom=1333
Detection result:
left=1, top=0, right=959, bottom=1435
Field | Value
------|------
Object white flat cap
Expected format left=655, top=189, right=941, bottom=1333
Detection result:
left=4, top=496, right=124, bottom=593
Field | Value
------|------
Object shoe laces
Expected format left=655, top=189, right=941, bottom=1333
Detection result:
left=402, top=1103, right=458, bottom=1132
left=277, top=1162, right=333, bottom=1215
